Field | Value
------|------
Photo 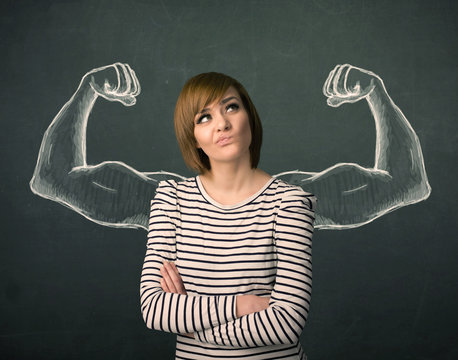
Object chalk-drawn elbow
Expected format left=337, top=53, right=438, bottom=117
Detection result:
left=402, top=174, right=432, bottom=206
left=29, top=169, right=57, bottom=199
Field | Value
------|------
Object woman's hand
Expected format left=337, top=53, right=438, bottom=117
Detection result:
left=236, top=295, right=270, bottom=318
left=160, top=261, right=187, bottom=295
left=160, top=261, right=194, bottom=338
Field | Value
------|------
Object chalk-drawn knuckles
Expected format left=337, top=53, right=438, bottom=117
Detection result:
left=323, top=64, right=380, bottom=107
left=125, top=64, right=141, bottom=97
left=87, top=63, right=141, bottom=106
left=322, top=64, right=338, bottom=97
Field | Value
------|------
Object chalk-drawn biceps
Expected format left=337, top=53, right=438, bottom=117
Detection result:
left=275, top=164, right=398, bottom=229
left=91, top=180, right=118, bottom=193
left=341, top=183, right=368, bottom=195
left=55, top=162, right=155, bottom=228
left=60, top=163, right=184, bottom=229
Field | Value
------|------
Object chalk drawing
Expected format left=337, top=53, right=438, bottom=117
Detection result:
left=30, top=63, right=431, bottom=230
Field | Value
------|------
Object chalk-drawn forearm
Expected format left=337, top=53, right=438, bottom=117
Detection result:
left=30, top=63, right=183, bottom=229
left=275, top=64, right=431, bottom=229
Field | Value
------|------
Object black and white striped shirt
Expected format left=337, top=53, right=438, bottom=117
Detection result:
left=141, top=176, right=316, bottom=359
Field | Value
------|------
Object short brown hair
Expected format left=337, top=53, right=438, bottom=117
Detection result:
left=174, top=72, right=262, bottom=174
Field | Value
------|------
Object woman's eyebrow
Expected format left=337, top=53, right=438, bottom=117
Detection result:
left=198, top=96, right=239, bottom=114
left=220, top=96, right=239, bottom=104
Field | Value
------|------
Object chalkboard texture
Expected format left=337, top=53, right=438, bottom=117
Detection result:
left=1, top=0, right=457, bottom=359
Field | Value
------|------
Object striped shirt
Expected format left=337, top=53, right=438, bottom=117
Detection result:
left=140, top=176, right=316, bottom=359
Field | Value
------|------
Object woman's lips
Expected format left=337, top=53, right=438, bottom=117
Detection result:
left=216, top=136, right=232, bottom=145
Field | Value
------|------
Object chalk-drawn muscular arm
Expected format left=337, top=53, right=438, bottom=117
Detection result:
left=30, top=63, right=183, bottom=230
left=31, top=63, right=431, bottom=231
left=276, top=64, right=431, bottom=229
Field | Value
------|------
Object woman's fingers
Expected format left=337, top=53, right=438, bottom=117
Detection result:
left=161, top=262, right=178, bottom=293
left=169, top=262, right=186, bottom=294
left=160, top=278, right=169, bottom=292
left=160, top=261, right=187, bottom=295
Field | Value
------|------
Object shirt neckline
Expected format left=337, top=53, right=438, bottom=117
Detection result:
left=195, top=175, right=275, bottom=210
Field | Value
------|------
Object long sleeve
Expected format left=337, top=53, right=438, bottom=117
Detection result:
left=140, top=181, right=236, bottom=334
left=194, top=189, right=316, bottom=347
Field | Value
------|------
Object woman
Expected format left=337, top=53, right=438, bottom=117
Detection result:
left=140, top=72, right=316, bottom=359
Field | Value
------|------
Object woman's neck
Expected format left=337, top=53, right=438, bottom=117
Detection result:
left=199, top=161, right=271, bottom=205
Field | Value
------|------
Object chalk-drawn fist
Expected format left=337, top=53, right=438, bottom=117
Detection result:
left=84, top=63, right=141, bottom=106
left=323, top=64, right=381, bottom=107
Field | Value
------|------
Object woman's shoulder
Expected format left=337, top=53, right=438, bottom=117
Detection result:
left=272, top=177, right=313, bottom=196
left=155, top=177, right=200, bottom=201
left=157, top=176, right=196, bottom=189
left=272, top=178, right=317, bottom=210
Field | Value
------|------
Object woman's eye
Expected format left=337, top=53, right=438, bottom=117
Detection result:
left=197, top=114, right=211, bottom=124
left=226, top=103, right=239, bottom=113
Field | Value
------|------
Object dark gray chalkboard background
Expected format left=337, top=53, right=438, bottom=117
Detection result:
left=1, top=0, right=457, bottom=359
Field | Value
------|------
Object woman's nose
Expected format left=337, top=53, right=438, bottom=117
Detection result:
left=216, top=114, right=231, bottom=131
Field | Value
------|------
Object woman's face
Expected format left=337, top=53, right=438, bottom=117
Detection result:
left=193, top=87, right=252, bottom=168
